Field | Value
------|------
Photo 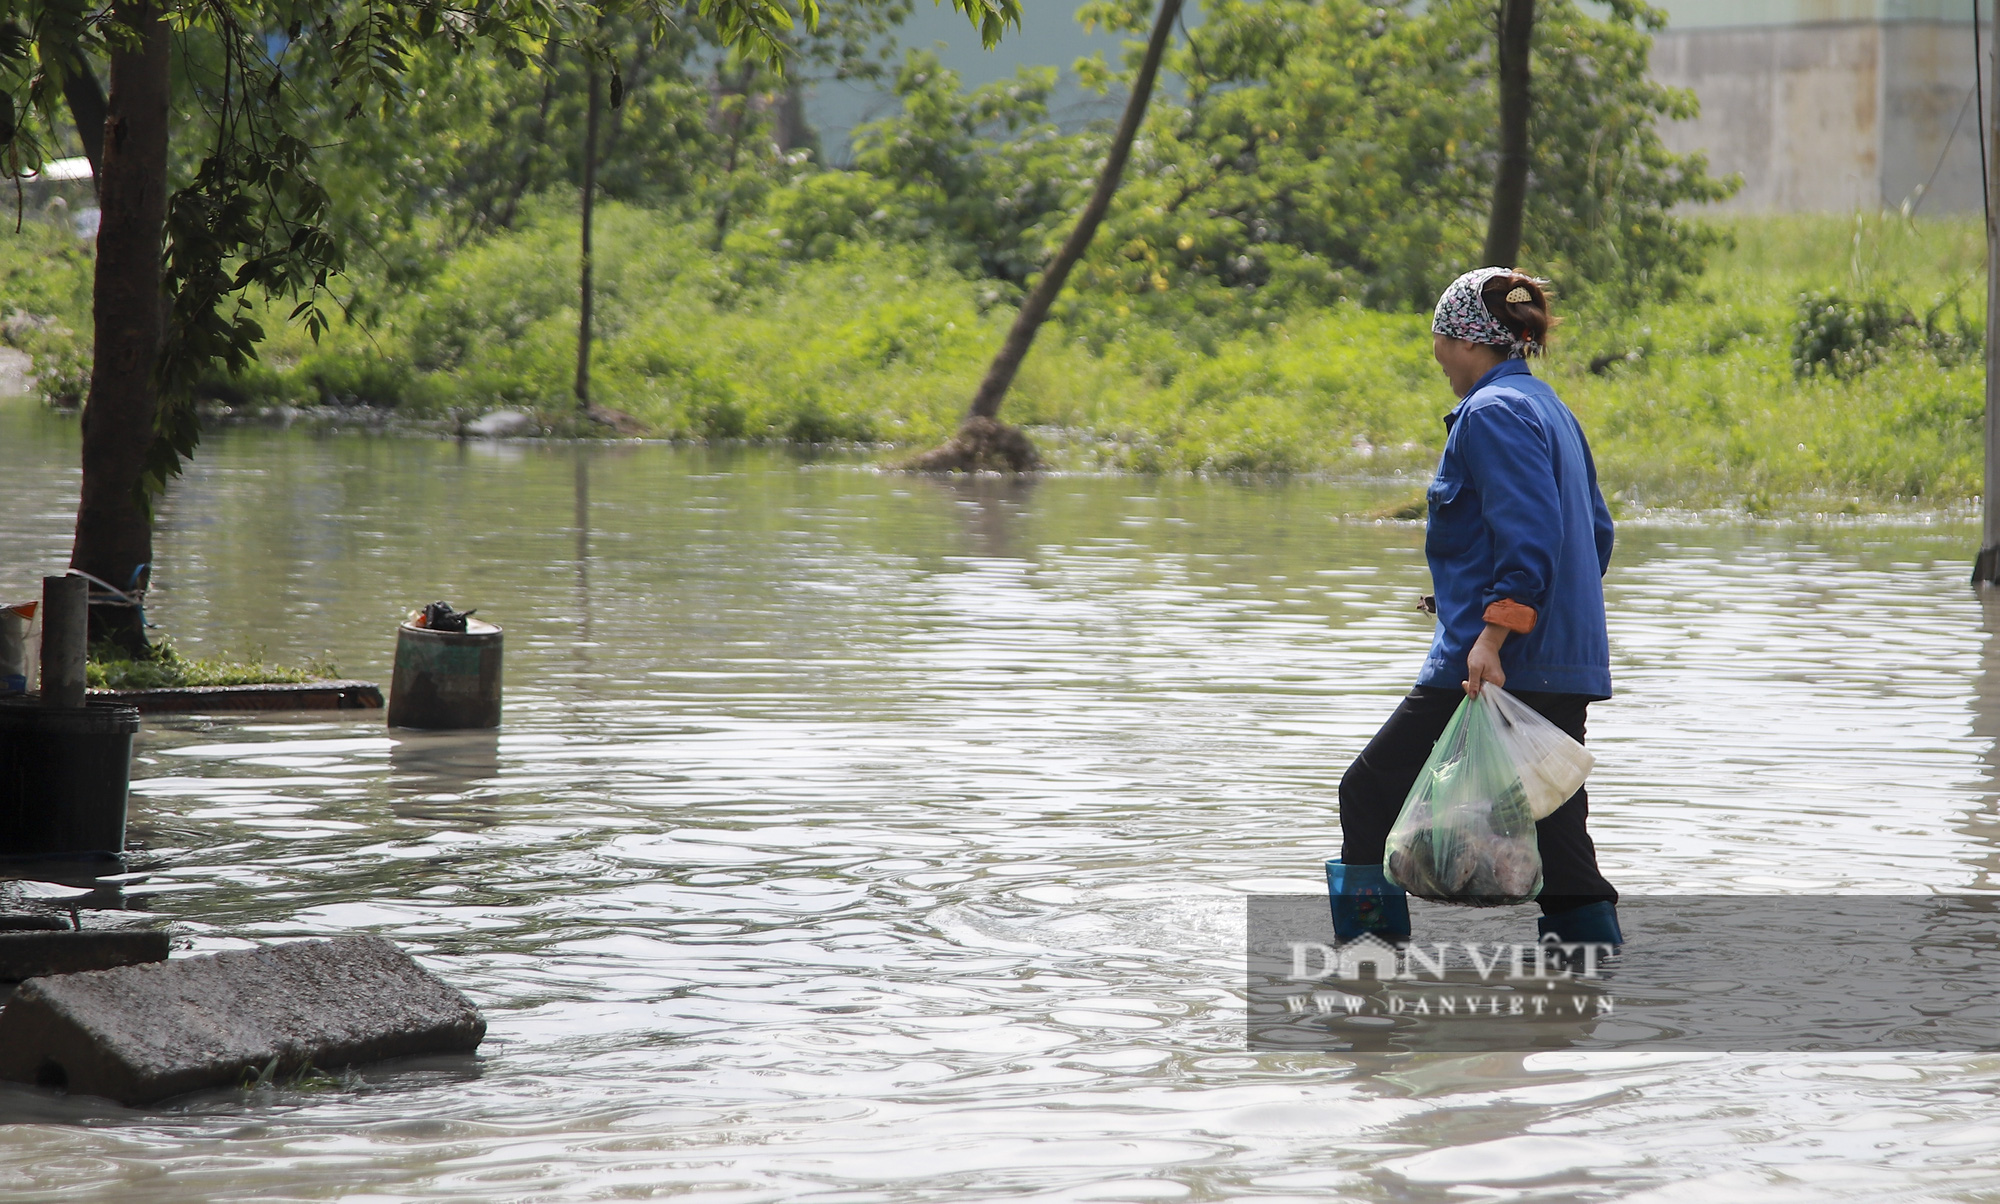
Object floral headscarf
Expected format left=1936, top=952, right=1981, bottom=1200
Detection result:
left=1431, top=267, right=1545, bottom=359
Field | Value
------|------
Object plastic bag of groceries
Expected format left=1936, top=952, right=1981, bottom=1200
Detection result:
left=1483, top=686, right=1593, bottom=821
left=1383, top=688, right=1590, bottom=906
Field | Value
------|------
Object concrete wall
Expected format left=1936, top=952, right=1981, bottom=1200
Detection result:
left=1651, top=19, right=1987, bottom=213
left=1880, top=21, right=1988, bottom=212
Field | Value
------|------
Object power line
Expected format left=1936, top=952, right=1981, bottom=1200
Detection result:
left=1978, top=0, right=1991, bottom=228
left=1910, top=83, right=1976, bottom=215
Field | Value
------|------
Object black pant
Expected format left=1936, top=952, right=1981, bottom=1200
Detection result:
left=1338, top=686, right=1616, bottom=915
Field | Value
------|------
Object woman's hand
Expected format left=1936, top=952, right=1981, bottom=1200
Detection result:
left=1464, top=623, right=1509, bottom=696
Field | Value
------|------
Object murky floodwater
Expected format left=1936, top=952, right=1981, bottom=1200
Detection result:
left=3, top=398, right=2000, bottom=1202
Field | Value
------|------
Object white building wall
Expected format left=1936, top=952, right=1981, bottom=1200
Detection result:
left=1653, top=24, right=1881, bottom=212
left=1648, top=0, right=1988, bottom=213
left=1879, top=21, right=1988, bottom=212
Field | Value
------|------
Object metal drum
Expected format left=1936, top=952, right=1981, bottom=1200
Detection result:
left=386, top=619, right=503, bottom=730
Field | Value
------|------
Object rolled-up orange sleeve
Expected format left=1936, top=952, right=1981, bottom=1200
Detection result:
left=1483, top=599, right=1537, bottom=634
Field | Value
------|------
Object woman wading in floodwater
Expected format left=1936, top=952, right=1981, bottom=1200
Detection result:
left=1327, top=268, right=1623, bottom=948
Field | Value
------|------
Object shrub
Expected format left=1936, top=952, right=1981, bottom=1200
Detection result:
left=1791, top=287, right=1983, bottom=379
left=87, top=640, right=338, bottom=689
left=1791, top=290, right=1911, bottom=378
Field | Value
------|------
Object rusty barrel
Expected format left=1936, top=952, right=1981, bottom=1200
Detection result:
left=386, top=619, right=502, bottom=730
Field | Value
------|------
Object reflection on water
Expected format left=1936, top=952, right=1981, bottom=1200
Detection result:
left=3, top=400, right=2000, bottom=1201
left=389, top=730, right=503, bottom=800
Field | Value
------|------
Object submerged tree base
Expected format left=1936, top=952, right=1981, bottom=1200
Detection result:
left=899, top=417, right=1042, bottom=473
left=586, top=404, right=645, bottom=436
left=86, top=606, right=150, bottom=660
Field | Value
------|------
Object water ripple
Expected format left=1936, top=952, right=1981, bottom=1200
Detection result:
left=3, top=410, right=2000, bottom=1200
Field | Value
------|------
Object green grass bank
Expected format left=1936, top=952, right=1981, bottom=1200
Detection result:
left=83, top=640, right=341, bottom=690
left=2, top=209, right=1984, bottom=506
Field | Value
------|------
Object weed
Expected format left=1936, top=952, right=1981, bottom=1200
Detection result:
left=87, top=639, right=332, bottom=689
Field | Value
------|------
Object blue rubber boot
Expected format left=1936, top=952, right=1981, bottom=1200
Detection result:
left=1325, top=860, right=1411, bottom=944
left=1537, top=901, right=1624, bottom=947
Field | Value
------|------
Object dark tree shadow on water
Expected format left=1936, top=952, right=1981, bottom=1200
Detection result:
left=574, top=449, right=591, bottom=655
left=918, top=473, right=1040, bottom=562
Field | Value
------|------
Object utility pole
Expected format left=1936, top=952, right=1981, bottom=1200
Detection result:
left=575, top=61, right=602, bottom=413
left=1981, top=1, right=2000, bottom=582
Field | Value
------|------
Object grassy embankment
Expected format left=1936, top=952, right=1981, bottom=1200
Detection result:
left=2, top=208, right=1984, bottom=507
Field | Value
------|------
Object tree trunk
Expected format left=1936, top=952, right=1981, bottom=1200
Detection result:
left=39, top=41, right=106, bottom=185
left=575, top=63, right=602, bottom=411
left=37, top=0, right=108, bottom=186
left=710, top=61, right=754, bottom=251
left=1482, top=0, right=1534, bottom=269
left=906, top=0, right=1183, bottom=472
left=61, top=66, right=108, bottom=186
left=69, top=0, right=169, bottom=654
left=773, top=82, right=816, bottom=159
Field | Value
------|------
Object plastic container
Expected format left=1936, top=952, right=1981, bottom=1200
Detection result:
left=1483, top=685, right=1594, bottom=819
left=0, top=698, right=141, bottom=855
left=0, top=602, right=35, bottom=695
left=387, top=619, right=503, bottom=730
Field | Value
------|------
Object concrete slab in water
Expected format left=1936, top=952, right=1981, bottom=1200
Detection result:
left=0, top=935, right=485, bottom=1105
left=90, top=680, right=385, bottom=713
left=0, top=929, right=169, bottom=981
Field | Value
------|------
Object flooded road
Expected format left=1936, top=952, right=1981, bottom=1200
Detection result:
left=3, top=400, right=1999, bottom=1202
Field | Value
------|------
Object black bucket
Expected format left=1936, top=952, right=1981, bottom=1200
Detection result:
left=0, top=698, right=141, bottom=856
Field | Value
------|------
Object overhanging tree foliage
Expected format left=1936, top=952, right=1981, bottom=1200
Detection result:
left=813, top=0, right=1730, bottom=329
left=297, top=0, right=920, bottom=295
left=0, top=0, right=1018, bottom=648
left=1105, top=0, right=1733, bottom=313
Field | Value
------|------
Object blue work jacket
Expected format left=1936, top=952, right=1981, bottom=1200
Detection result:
left=1418, top=359, right=1613, bottom=698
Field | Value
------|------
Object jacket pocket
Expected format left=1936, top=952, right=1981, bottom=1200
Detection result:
left=1425, top=475, right=1478, bottom=556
